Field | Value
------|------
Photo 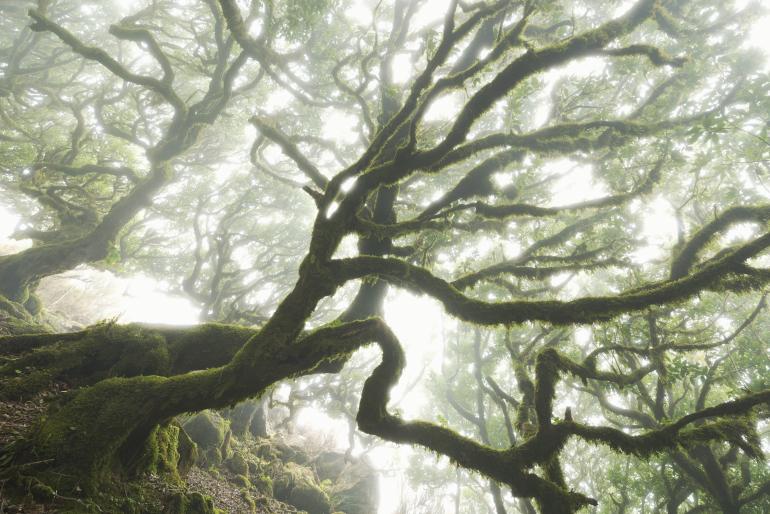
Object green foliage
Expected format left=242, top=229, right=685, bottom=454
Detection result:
left=276, top=0, right=336, bottom=38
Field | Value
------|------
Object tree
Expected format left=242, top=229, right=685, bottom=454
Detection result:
left=2, top=0, right=770, bottom=512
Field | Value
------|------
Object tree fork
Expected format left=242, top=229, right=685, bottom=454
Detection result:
left=3, top=317, right=376, bottom=494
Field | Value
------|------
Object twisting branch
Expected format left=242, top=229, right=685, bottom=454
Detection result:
left=670, top=205, right=770, bottom=279
left=330, top=230, right=770, bottom=325
left=28, top=9, right=187, bottom=119
left=352, top=318, right=770, bottom=513
left=250, top=116, right=328, bottom=189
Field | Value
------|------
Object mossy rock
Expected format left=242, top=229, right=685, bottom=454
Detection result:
left=248, top=399, right=268, bottom=438
left=220, top=428, right=232, bottom=460
left=232, top=474, right=251, bottom=489
left=332, top=474, right=379, bottom=514
left=254, top=473, right=273, bottom=496
left=182, top=412, right=227, bottom=450
left=177, top=424, right=198, bottom=476
left=225, top=451, right=250, bottom=476
left=29, top=480, right=55, bottom=502
left=289, top=484, right=332, bottom=514
left=226, top=400, right=258, bottom=437
left=164, top=492, right=220, bottom=514
left=316, top=454, right=378, bottom=514
left=274, top=462, right=331, bottom=514
left=203, top=447, right=223, bottom=467
left=274, top=440, right=309, bottom=465
left=255, top=440, right=280, bottom=461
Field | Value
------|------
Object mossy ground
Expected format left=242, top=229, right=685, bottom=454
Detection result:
left=0, top=389, right=377, bottom=514
left=0, top=302, right=376, bottom=514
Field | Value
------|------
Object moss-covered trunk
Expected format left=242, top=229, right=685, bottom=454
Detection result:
left=0, top=165, right=171, bottom=306
left=0, top=241, right=95, bottom=304
left=2, top=288, right=369, bottom=496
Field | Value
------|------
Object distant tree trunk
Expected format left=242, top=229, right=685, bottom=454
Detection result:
left=249, top=396, right=270, bottom=438
left=0, top=167, right=170, bottom=305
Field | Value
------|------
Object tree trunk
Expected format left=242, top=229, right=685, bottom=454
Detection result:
left=2, top=308, right=368, bottom=495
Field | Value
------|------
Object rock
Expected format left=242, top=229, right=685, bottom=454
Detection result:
left=203, top=447, right=223, bottom=466
left=332, top=470, right=378, bottom=514
left=225, top=451, right=249, bottom=476
left=314, top=452, right=346, bottom=481
left=274, top=440, right=310, bottom=465
left=182, top=412, right=227, bottom=450
left=249, top=398, right=269, bottom=438
left=254, top=473, right=273, bottom=495
left=177, top=425, right=198, bottom=476
left=274, top=462, right=331, bottom=514
left=231, top=474, right=251, bottom=489
left=313, top=452, right=379, bottom=514
left=164, top=492, right=218, bottom=514
left=255, top=439, right=280, bottom=461
left=220, top=427, right=232, bottom=460
left=227, top=400, right=258, bottom=437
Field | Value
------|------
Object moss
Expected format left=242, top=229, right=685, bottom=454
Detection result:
left=254, top=474, right=273, bottom=496
left=0, top=322, right=259, bottom=399
left=30, top=480, right=55, bottom=502
left=164, top=492, right=219, bottom=514
left=274, top=462, right=331, bottom=514
left=28, top=375, right=167, bottom=493
left=288, top=482, right=332, bottom=514
left=0, top=371, right=56, bottom=400
left=23, top=293, right=42, bottom=316
left=177, top=425, right=198, bottom=476
left=0, top=295, right=31, bottom=321
left=165, top=323, right=257, bottom=374
left=274, top=440, right=310, bottom=464
left=132, top=422, right=182, bottom=480
left=4, top=320, right=366, bottom=502
left=0, top=324, right=172, bottom=399
left=182, top=411, right=228, bottom=450
left=0, top=294, right=46, bottom=337
left=109, top=334, right=170, bottom=377
left=232, top=473, right=251, bottom=489
left=220, top=427, right=232, bottom=460
left=225, top=451, right=249, bottom=476
left=255, top=440, right=280, bottom=461
left=203, top=447, right=223, bottom=467
left=242, top=493, right=257, bottom=512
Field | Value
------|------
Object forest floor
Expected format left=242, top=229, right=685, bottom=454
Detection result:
left=0, top=307, right=377, bottom=514
left=0, top=374, right=373, bottom=514
left=0, top=387, right=302, bottom=514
